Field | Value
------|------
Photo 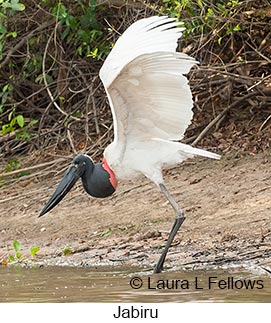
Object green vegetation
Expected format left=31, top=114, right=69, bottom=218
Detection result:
left=63, top=246, right=73, bottom=255
left=30, top=245, right=41, bottom=257
left=100, top=228, right=112, bottom=237
left=0, top=0, right=25, bottom=59
left=0, top=1, right=29, bottom=139
left=161, top=0, right=244, bottom=44
left=6, top=239, right=40, bottom=263
left=50, top=0, right=111, bottom=58
left=3, top=158, right=20, bottom=172
left=0, top=0, right=270, bottom=170
left=0, top=158, right=29, bottom=183
left=9, top=239, right=22, bottom=262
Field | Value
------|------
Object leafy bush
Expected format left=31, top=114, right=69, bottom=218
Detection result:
left=0, top=0, right=270, bottom=165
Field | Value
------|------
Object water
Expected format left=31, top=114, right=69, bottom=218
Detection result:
left=0, top=265, right=270, bottom=302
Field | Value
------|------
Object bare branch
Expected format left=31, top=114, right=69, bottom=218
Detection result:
left=0, top=20, right=54, bottom=68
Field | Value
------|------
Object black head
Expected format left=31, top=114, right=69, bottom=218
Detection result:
left=39, top=154, right=93, bottom=217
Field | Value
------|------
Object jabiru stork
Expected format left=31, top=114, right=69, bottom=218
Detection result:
left=39, top=16, right=220, bottom=273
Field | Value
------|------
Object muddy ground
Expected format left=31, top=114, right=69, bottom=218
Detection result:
left=0, top=152, right=271, bottom=273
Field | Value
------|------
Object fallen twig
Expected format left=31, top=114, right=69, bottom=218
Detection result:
left=0, top=158, right=66, bottom=178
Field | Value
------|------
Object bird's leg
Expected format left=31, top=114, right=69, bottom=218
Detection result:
left=153, top=183, right=185, bottom=274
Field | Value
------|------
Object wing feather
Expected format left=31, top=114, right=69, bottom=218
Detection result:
left=99, top=16, right=184, bottom=88
left=99, top=16, right=219, bottom=182
left=105, top=51, right=196, bottom=143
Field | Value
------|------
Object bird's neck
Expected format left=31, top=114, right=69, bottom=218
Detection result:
left=81, top=158, right=117, bottom=198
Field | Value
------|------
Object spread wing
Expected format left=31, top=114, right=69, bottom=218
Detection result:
left=99, top=16, right=197, bottom=167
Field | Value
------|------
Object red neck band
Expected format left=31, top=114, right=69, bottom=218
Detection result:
left=102, top=158, right=118, bottom=190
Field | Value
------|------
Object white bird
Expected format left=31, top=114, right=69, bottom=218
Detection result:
left=39, top=16, right=220, bottom=273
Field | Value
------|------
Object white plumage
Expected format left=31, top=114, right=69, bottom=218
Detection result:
left=40, top=16, right=221, bottom=273
left=100, top=16, right=220, bottom=185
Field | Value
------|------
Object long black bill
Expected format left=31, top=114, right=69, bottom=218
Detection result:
left=39, top=163, right=83, bottom=217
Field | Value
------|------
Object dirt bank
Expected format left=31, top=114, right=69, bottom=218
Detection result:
left=0, top=152, right=271, bottom=273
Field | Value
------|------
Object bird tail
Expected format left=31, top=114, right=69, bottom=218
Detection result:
left=177, top=142, right=220, bottom=160
left=120, top=138, right=220, bottom=184
left=152, top=138, right=220, bottom=160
